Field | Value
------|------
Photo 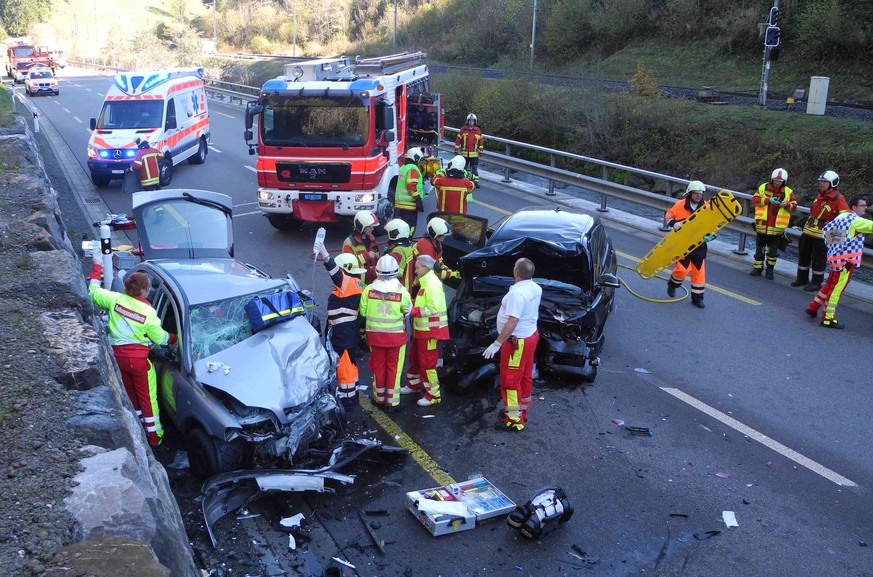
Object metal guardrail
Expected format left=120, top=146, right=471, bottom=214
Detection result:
left=64, top=62, right=873, bottom=268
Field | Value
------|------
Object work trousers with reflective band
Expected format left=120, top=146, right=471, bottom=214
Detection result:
left=808, top=267, right=854, bottom=322
left=464, top=156, right=480, bottom=182
left=669, top=259, right=706, bottom=303
left=499, top=332, right=539, bottom=430
left=115, top=354, right=162, bottom=446
left=369, top=344, right=405, bottom=407
left=753, top=233, right=780, bottom=269
left=795, top=235, right=827, bottom=285
left=336, top=349, right=359, bottom=407
left=406, top=338, right=441, bottom=401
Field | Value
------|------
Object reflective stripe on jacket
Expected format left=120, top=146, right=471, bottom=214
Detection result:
left=803, top=189, right=848, bottom=239
left=753, top=182, right=796, bottom=235
left=432, top=172, right=475, bottom=213
left=133, top=148, right=162, bottom=186
left=412, top=270, right=449, bottom=340
left=454, top=126, right=484, bottom=157
left=326, top=259, right=363, bottom=350
left=387, top=241, right=415, bottom=293
left=360, top=280, right=411, bottom=347
left=394, top=163, right=423, bottom=211
left=824, top=212, right=873, bottom=270
left=412, top=237, right=456, bottom=282
left=88, top=282, right=170, bottom=356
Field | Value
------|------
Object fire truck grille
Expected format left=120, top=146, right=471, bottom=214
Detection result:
left=276, top=162, right=351, bottom=184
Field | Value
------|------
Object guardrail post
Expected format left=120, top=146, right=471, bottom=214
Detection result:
left=502, top=143, right=512, bottom=183
left=598, top=166, right=609, bottom=212
left=733, top=197, right=750, bottom=255
left=546, top=154, right=556, bottom=196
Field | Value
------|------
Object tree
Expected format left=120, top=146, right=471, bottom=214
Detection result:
left=0, top=0, right=46, bottom=36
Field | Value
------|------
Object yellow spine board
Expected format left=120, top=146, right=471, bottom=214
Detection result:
left=636, top=189, right=742, bottom=279
left=418, top=156, right=443, bottom=178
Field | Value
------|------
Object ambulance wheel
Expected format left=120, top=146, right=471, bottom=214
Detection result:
left=158, top=158, right=173, bottom=187
left=91, top=173, right=111, bottom=188
left=186, top=426, right=244, bottom=479
left=188, top=139, right=207, bottom=165
left=267, top=214, right=302, bottom=232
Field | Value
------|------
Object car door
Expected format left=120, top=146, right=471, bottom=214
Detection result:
left=426, top=211, right=489, bottom=270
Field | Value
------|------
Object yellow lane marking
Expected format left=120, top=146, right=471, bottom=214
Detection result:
left=470, top=197, right=511, bottom=215
left=73, top=117, right=82, bottom=124
left=215, top=111, right=236, bottom=119
left=164, top=204, right=190, bottom=229
left=359, top=395, right=455, bottom=487
left=616, top=250, right=761, bottom=305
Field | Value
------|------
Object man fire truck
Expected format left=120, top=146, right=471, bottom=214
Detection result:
left=6, top=42, right=50, bottom=79
left=244, top=52, right=443, bottom=231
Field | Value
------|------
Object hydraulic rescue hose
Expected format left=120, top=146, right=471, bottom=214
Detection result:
left=616, top=263, right=691, bottom=304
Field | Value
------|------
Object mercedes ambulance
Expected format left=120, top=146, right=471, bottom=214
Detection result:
left=87, top=67, right=210, bottom=188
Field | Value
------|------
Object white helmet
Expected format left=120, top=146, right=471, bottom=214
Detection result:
left=466, top=113, right=477, bottom=123
left=353, top=210, right=379, bottom=233
left=686, top=180, right=706, bottom=195
left=448, top=155, right=466, bottom=172
left=427, top=216, right=451, bottom=239
left=818, top=170, right=839, bottom=188
left=334, top=253, right=366, bottom=275
left=376, top=255, right=400, bottom=278
left=384, top=218, right=410, bottom=241
left=406, top=147, right=424, bottom=163
left=771, top=168, right=788, bottom=183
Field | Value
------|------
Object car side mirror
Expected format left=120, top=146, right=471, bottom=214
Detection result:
left=89, top=118, right=96, bottom=130
left=596, top=273, right=621, bottom=289
left=165, top=117, right=177, bottom=130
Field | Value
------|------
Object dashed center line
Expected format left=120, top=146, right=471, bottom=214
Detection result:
left=73, top=117, right=82, bottom=124
left=244, top=166, right=257, bottom=172
left=214, top=111, right=236, bottom=119
left=208, top=145, right=222, bottom=153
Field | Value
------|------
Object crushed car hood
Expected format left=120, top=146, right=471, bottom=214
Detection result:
left=193, top=316, right=330, bottom=418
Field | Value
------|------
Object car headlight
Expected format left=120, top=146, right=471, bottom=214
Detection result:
left=87, top=145, right=97, bottom=159
left=258, top=191, right=274, bottom=201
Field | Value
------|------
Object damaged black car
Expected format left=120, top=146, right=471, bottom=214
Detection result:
left=437, top=206, right=621, bottom=392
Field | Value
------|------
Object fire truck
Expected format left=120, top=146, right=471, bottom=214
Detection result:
left=244, top=52, right=443, bottom=231
left=6, top=42, right=50, bottom=80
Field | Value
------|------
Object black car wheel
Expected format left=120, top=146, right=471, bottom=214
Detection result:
left=158, top=158, right=173, bottom=187
left=188, top=139, right=207, bottom=165
left=186, top=427, right=245, bottom=479
left=267, top=213, right=302, bottom=231
left=91, top=173, right=111, bottom=188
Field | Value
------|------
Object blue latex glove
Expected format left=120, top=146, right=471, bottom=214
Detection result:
left=703, top=234, right=715, bottom=243
left=769, top=197, right=782, bottom=205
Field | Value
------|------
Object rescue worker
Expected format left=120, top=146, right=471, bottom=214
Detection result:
left=455, top=113, right=485, bottom=187
left=314, top=240, right=365, bottom=408
left=130, top=138, right=164, bottom=191
left=665, top=180, right=715, bottom=309
left=411, top=216, right=460, bottom=287
left=432, top=155, right=475, bottom=214
left=792, top=170, right=848, bottom=292
left=88, top=259, right=176, bottom=447
left=805, top=196, right=871, bottom=329
left=750, top=168, right=797, bottom=279
left=483, top=258, right=542, bottom=432
left=342, top=210, right=379, bottom=284
left=360, top=255, right=412, bottom=411
left=402, top=255, right=449, bottom=407
left=393, top=147, right=426, bottom=235
left=383, top=218, right=415, bottom=293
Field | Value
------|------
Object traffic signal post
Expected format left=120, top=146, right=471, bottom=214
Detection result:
left=758, top=2, right=781, bottom=107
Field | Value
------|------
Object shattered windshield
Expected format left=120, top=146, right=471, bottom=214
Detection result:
left=261, top=95, right=369, bottom=147
left=190, top=291, right=264, bottom=360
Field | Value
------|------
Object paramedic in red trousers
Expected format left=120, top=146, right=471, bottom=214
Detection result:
left=750, top=168, right=796, bottom=280
left=791, top=170, right=848, bottom=292
left=805, top=196, right=870, bottom=329
left=130, top=138, right=164, bottom=191
left=665, top=180, right=715, bottom=309
left=455, top=113, right=484, bottom=187
left=483, top=258, right=542, bottom=432
left=314, top=240, right=365, bottom=408
left=342, top=210, right=379, bottom=284
left=393, top=147, right=426, bottom=235
left=383, top=219, right=415, bottom=293
left=88, top=258, right=176, bottom=446
left=401, top=255, right=450, bottom=407
left=360, top=255, right=412, bottom=412
left=410, top=217, right=460, bottom=288
left=432, top=155, right=475, bottom=214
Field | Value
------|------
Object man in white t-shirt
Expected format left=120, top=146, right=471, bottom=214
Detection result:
left=483, top=258, right=542, bottom=432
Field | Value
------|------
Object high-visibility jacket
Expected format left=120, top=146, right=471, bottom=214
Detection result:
left=394, top=162, right=423, bottom=211
left=342, top=232, right=377, bottom=281
left=411, top=270, right=449, bottom=340
left=359, top=278, right=411, bottom=347
left=88, top=283, right=172, bottom=358
left=803, top=188, right=848, bottom=239
left=325, top=258, right=363, bottom=350
left=823, top=211, right=873, bottom=270
left=665, top=196, right=708, bottom=263
left=432, top=171, right=475, bottom=214
left=412, top=236, right=458, bottom=283
left=752, top=182, right=796, bottom=235
left=132, top=147, right=163, bottom=187
left=455, top=125, right=484, bottom=158
left=385, top=240, right=415, bottom=293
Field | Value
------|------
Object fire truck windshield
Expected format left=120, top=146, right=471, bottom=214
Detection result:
left=12, top=46, right=35, bottom=57
left=261, top=96, right=369, bottom=148
left=96, top=101, right=164, bottom=130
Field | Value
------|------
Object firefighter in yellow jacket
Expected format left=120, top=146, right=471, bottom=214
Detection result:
left=750, top=168, right=796, bottom=279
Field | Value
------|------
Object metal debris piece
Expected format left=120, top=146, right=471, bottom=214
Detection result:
left=359, top=510, right=386, bottom=555
left=625, top=426, right=652, bottom=436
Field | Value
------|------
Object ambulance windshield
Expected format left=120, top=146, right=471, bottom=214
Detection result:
left=261, top=95, right=369, bottom=148
left=96, top=100, right=164, bottom=130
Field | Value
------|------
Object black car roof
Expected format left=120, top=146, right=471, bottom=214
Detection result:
left=489, top=206, right=597, bottom=249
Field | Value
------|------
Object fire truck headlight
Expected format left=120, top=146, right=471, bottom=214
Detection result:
left=258, top=191, right=274, bottom=201
left=355, top=193, right=374, bottom=203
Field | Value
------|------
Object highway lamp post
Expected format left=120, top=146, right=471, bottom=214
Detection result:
left=529, top=0, right=538, bottom=70
left=393, top=0, right=397, bottom=49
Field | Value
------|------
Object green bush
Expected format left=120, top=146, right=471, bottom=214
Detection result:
left=250, top=36, right=274, bottom=55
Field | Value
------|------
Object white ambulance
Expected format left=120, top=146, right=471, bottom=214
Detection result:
left=87, top=67, right=210, bottom=188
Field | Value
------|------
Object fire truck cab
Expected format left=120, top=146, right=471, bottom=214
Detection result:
left=244, top=52, right=443, bottom=231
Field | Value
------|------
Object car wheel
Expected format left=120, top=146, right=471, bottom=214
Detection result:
left=158, top=158, right=173, bottom=187
left=188, top=139, right=207, bottom=165
left=91, top=173, right=111, bottom=188
left=267, top=214, right=302, bottom=232
left=186, top=427, right=245, bottom=479
left=54, top=90, right=59, bottom=96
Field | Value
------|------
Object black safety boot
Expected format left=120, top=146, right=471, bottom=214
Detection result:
left=765, top=267, right=774, bottom=280
left=790, top=270, right=808, bottom=287
left=749, top=267, right=763, bottom=277
left=691, top=299, right=705, bottom=309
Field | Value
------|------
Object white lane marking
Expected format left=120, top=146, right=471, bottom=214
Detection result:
left=244, top=165, right=257, bottom=172
left=54, top=100, right=61, bottom=105
left=85, top=88, right=92, bottom=92
left=73, top=117, right=82, bottom=124
left=234, top=201, right=258, bottom=207
left=233, top=210, right=262, bottom=218
left=62, top=107, right=71, bottom=113
left=661, top=387, right=858, bottom=488
left=208, top=145, right=222, bottom=153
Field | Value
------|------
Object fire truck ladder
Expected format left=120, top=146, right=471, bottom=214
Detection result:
left=353, top=52, right=427, bottom=76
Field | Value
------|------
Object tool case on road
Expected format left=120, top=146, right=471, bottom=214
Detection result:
left=405, top=477, right=515, bottom=536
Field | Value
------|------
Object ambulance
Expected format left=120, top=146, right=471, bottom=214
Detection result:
left=87, top=68, right=210, bottom=188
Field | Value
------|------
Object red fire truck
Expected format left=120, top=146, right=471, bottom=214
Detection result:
left=244, top=52, right=443, bottom=231
left=6, top=42, right=50, bottom=80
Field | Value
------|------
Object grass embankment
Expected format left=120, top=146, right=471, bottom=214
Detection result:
left=0, top=84, right=15, bottom=128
